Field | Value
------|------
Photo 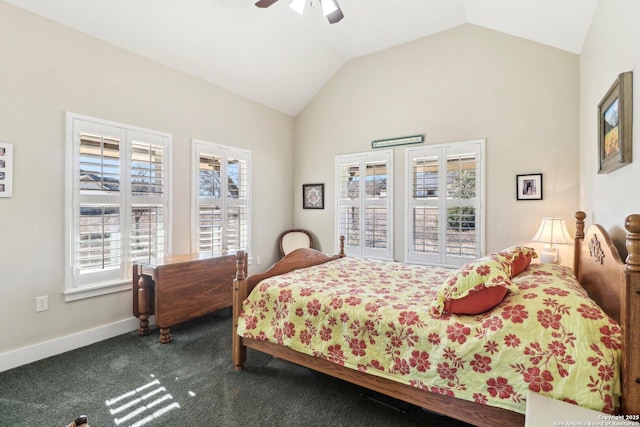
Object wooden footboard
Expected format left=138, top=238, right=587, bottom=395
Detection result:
left=233, top=238, right=345, bottom=369
left=232, top=214, right=640, bottom=425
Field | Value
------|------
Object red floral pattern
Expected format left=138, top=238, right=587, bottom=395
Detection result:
left=237, top=258, right=621, bottom=415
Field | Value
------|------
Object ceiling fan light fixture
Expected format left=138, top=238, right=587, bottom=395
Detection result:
left=289, top=0, right=306, bottom=15
left=320, top=0, right=338, bottom=17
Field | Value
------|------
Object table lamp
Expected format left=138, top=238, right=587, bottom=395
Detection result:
left=532, top=217, right=572, bottom=264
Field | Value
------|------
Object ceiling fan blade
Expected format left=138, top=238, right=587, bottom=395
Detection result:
left=255, top=0, right=279, bottom=8
left=326, top=1, right=344, bottom=24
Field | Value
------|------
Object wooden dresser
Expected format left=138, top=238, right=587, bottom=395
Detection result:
left=133, top=252, right=243, bottom=343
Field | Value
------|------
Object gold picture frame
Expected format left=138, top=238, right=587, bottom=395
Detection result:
left=598, top=71, right=633, bottom=174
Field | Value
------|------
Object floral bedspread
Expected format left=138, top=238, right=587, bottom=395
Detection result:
left=236, top=257, right=621, bottom=414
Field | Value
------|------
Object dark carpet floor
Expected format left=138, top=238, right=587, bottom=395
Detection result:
left=0, top=312, right=474, bottom=426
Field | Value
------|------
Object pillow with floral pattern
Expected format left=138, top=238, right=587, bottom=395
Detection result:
left=492, top=246, right=538, bottom=278
left=431, top=255, right=519, bottom=317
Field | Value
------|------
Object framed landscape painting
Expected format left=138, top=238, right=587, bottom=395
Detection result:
left=598, top=71, right=633, bottom=174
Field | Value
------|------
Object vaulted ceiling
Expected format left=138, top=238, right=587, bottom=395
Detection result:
left=4, top=0, right=599, bottom=116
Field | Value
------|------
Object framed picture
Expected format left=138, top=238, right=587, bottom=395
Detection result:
left=302, top=183, right=324, bottom=209
left=598, top=71, right=633, bottom=174
left=0, top=142, right=13, bottom=198
left=516, top=173, right=542, bottom=201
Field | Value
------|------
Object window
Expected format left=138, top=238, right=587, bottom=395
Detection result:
left=406, top=140, right=484, bottom=267
left=336, top=150, right=392, bottom=260
left=65, top=113, right=171, bottom=300
left=192, top=140, right=250, bottom=255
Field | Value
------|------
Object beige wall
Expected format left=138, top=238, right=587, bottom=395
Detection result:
left=0, top=2, right=294, bottom=354
left=294, top=24, right=580, bottom=260
left=579, top=0, right=640, bottom=248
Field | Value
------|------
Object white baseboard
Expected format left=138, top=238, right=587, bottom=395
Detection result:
left=0, top=317, right=149, bottom=373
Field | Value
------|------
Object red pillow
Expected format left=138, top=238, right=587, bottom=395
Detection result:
left=444, top=286, right=508, bottom=315
left=510, top=253, right=533, bottom=277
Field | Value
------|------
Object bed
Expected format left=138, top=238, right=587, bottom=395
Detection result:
left=231, top=212, right=640, bottom=426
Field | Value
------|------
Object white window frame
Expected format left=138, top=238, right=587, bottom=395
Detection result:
left=335, top=150, right=393, bottom=260
left=191, top=139, right=251, bottom=256
left=405, top=139, right=485, bottom=267
left=64, top=113, right=172, bottom=301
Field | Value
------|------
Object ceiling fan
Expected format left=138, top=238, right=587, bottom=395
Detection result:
left=255, top=0, right=344, bottom=24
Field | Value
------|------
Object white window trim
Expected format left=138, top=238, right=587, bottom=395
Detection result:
left=335, top=150, right=393, bottom=260
left=404, top=139, right=485, bottom=267
left=190, top=139, right=251, bottom=256
left=64, top=112, right=172, bottom=302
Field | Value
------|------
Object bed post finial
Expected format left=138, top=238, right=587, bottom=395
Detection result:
left=574, top=211, right=586, bottom=274
left=625, top=214, right=640, bottom=273
left=575, top=211, right=586, bottom=241
left=235, top=251, right=247, bottom=280
left=339, top=235, right=345, bottom=257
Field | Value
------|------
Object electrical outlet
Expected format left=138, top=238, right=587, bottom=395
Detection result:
left=36, top=295, right=48, bottom=312
left=256, top=256, right=261, bottom=265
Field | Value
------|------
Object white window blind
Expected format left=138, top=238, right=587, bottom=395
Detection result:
left=192, top=140, right=250, bottom=255
left=66, top=114, right=171, bottom=300
left=406, top=140, right=484, bottom=267
left=336, top=151, right=392, bottom=260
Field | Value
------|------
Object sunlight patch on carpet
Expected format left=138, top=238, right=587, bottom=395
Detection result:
left=105, top=374, right=181, bottom=426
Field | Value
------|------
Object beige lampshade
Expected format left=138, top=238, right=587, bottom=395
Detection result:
left=532, top=217, right=572, bottom=264
left=532, top=217, right=572, bottom=246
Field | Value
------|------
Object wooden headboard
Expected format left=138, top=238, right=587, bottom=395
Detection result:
left=573, top=211, right=640, bottom=414
left=573, top=211, right=626, bottom=323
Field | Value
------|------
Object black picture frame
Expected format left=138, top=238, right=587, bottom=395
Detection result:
left=516, top=174, right=542, bottom=201
left=598, top=71, right=633, bottom=174
left=0, top=142, right=13, bottom=198
left=302, top=183, right=324, bottom=209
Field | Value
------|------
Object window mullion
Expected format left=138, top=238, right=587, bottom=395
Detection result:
left=121, top=128, right=132, bottom=278
left=220, top=150, right=228, bottom=251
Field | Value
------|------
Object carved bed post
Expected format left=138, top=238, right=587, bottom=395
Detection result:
left=232, top=251, right=248, bottom=370
left=574, top=211, right=586, bottom=275
left=623, top=214, right=640, bottom=414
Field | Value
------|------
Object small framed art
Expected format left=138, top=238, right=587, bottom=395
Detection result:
left=302, top=183, right=324, bottom=209
left=516, top=173, right=542, bottom=201
left=598, top=71, right=633, bottom=174
left=0, top=142, right=13, bottom=198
